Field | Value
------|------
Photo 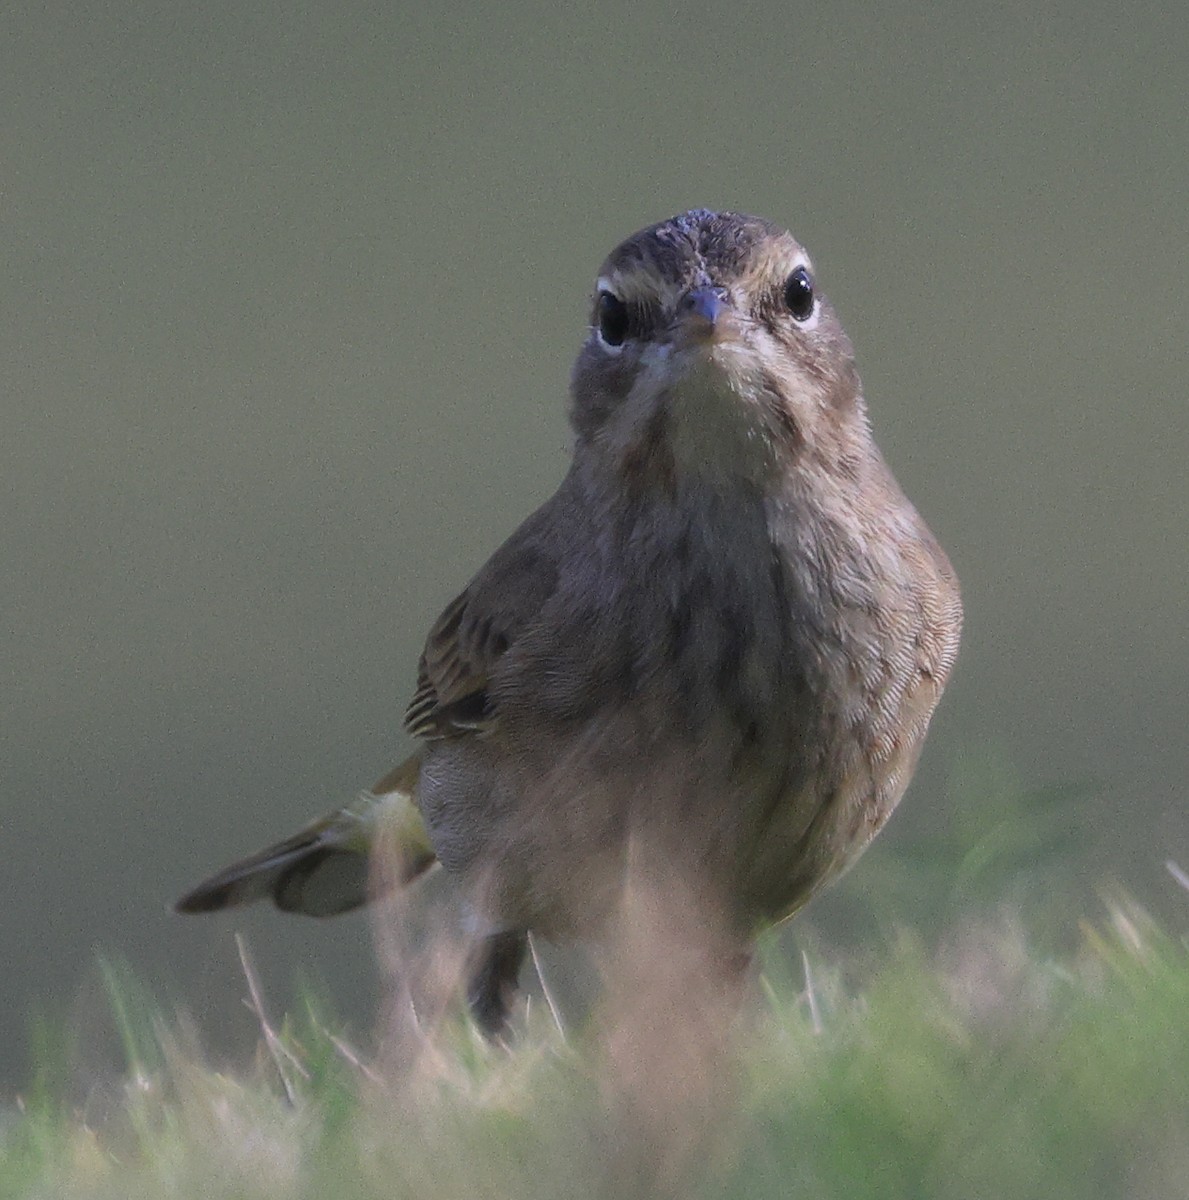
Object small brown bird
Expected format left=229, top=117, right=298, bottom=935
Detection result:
left=177, top=210, right=961, bottom=1034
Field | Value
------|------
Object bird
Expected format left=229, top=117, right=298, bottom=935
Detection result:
left=176, top=209, right=962, bottom=1036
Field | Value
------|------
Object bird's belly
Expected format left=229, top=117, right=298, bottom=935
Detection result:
left=738, top=668, right=940, bottom=925
left=426, top=510, right=952, bottom=937
left=425, top=657, right=932, bottom=940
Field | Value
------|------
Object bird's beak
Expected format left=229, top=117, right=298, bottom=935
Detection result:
left=676, top=285, right=737, bottom=344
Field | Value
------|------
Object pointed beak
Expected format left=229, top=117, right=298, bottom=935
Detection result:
left=677, top=285, right=735, bottom=343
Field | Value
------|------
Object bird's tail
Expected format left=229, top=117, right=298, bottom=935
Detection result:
left=175, top=754, right=437, bottom=918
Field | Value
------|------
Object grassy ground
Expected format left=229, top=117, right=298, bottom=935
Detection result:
left=3, top=897, right=1187, bottom=1200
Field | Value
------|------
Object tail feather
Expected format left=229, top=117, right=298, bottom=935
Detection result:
left=175, top=755, right=436, bottom=918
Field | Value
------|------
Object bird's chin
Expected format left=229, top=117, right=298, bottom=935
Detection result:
left=664, top=334, right=759, bottom=400
left=657, top=347, right=779, bottom=483
left=597, top=334, right=778, bottom=489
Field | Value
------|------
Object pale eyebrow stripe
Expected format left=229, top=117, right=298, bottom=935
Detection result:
left=748, top=247, right=813, bottom=285
left=595, top=269, right=679, bottom=308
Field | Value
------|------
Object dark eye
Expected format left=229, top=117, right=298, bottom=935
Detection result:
left=597, top=290, right=629, bottom=347
left=783, top=267, right=815, bottom=321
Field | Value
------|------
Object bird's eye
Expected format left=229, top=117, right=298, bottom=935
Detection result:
left=596, top=290, right=629, bottom=348
left=783, top=267, right=815, bottom=322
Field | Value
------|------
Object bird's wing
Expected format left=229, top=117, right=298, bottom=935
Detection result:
left=404, top=505, right=562, bottom=740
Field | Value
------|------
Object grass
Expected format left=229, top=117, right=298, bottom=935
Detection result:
left=3, top=897, right=1187, bottom=1200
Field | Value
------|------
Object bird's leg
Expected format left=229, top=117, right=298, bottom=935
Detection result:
left=466, top=929, right=528, bottom=1038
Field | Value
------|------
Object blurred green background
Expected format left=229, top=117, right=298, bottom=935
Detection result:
left=3, top=0, right=1185, bottom=1085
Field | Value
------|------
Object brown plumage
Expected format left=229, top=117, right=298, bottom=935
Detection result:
left=177, top=210, right=961, bottom=1034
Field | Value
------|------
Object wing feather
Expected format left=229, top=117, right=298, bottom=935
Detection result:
left=403, top=510, right=561, bottom=740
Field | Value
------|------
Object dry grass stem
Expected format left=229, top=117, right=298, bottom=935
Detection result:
left=235, top=933, right=307, bottom=1103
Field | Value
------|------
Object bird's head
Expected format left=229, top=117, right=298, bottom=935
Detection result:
left=570, top=210, right=867, bottom=492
